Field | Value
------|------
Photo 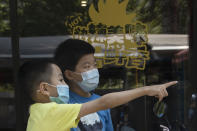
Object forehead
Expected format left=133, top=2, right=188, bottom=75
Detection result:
left=51, top=64, right=62, bottom=75
left=78, top=54, right=95, bottom=64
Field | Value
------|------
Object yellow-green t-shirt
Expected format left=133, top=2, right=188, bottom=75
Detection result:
left=26, top=102, right=82, bottom=131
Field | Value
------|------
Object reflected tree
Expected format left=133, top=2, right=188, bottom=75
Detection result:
left=0, top=0, right=190, bottom=36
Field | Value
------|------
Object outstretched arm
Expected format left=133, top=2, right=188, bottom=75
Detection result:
left=78, top=81, right=177, bottom=118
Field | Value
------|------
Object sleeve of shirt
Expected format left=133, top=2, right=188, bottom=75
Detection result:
left=105, top=109, right=114, bottom=131
left=43, top=103, right=82, bottom=129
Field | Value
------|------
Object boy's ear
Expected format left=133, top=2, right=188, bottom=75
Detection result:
left=64, top=70, right=75, bottom=80
left=38, top=82, right=50, bottom=96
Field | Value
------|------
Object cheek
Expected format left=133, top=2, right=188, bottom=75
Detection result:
left=50, top=79, right=58, bottom=86
left=73, top=73, right=83, bottom=82
left=74, top=69, right=85, bottom=82
left=75, top=64, right=88, bottom=73
left=49, top=87, right=58, bottom=97
left=53, top=90, right=59, bottom=97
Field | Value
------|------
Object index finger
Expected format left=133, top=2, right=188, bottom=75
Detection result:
left=163, top=81, right=178, bottom=88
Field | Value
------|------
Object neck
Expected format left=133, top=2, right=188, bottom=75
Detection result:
left=69, top=82, right=91, bottom=98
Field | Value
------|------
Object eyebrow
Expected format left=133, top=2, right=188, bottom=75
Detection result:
left=81, top=61, right=90, bottom=65
left=81, top=59, right=96, bottom=66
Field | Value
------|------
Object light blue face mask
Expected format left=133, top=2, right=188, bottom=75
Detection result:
left=77, top=68, right=99, bottom=92
left=48, top=84, right=69, bottom=104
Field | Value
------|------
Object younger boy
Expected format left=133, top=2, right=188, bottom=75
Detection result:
left=18, top=60, right=177, bottom=131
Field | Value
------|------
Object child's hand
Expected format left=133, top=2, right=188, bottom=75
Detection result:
left=145, top=81, right=178, bottom=101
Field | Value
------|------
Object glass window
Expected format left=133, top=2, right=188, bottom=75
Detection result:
left=1, top=0, right=195, bottom=130
left=0, top=0, right=15, bottom=129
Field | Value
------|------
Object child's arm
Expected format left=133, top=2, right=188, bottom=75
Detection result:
left=78, top=81, right=177, bottom=118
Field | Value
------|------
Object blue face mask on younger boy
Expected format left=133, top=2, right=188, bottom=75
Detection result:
left=77, top=68, right=99, bottom=92
left=48, top=84, right=69, bottom=104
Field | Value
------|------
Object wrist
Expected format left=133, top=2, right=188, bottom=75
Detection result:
left=141, top=86, right=150, bottom=96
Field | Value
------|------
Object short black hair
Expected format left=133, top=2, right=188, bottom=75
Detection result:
left=18, top=60, right=53, bottom=104
left=54, top=39, right=95, bottom=80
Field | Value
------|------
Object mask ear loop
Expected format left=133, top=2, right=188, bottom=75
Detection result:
left=46, top=83, right=56, bottom=88
left=73, top=71, right=81, bottom=75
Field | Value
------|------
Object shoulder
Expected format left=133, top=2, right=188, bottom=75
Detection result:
left=30, top=102, right=81, bottom=112
left=30, top=102, right=55, bottom=110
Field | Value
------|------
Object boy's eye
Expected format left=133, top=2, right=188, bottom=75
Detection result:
left=84, top=63, right=97, bottom=69
left=84, top=64, right=90, bottom=69
left=60, top=79, right=64, bottom=82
